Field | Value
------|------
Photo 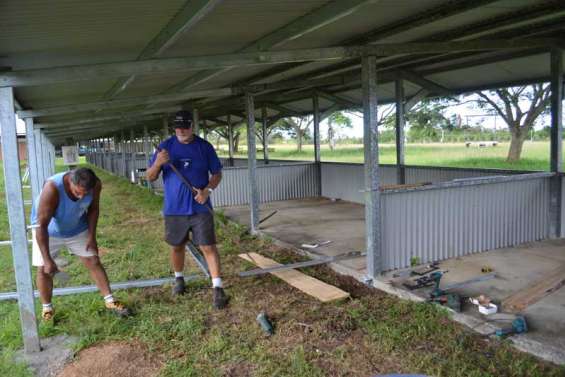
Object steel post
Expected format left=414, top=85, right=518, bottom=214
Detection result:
left=193, top=107, right=200, bottom=135
left=395, top=79, right=406, bottom=184
left=24, top=118, right=41, bottom=200
left=0, top=87, right=41, bottom=353
left=549, top=48, right=563, bottom=238
left=121, top=132, right=126, bottom=178
left=34, top=129, right=45, bottom=187
left=261, top=107, right=269, bottom=164
left=227, top=115, right=234, bottom=167
left=245, top=93, right=260, bottom=233
left=362, top=55, right=382, bottom=279
left=313, top=93, right=322, bottom=196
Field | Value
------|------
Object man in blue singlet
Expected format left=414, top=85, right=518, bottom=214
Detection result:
left=146, top=110, right=229, bottom=309
left=31, top=168, right=130, bottom=320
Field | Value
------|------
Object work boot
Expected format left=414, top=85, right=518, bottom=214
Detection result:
left=105, top=300, right=131, bottom=317
left=41, top=307, right=54, bottom=322
left=213, top=287, right=230, bottom=309
left=172, top=277, right=186, bottom=296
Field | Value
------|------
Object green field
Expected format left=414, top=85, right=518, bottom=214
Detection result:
left=218, top=141, right=552, bottom=171
left=0, top=155, right=564, bottom=376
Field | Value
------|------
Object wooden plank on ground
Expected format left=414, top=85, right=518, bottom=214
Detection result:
left=239, top=253, right=350, bottom=302
left=502, top=266, right=565, bottom=313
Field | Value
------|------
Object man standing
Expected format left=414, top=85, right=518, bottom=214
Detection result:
left=31, top=167, right=130, bottom=320
left=146, top=110, right=229, bottom=309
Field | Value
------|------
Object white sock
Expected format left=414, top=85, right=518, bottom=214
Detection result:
left=42, top=303, right=53, bottom=311
left=174, top=271, right=184, bottom=279
left=212, top=277, right=223, bottom=288
left=103, top=294, right=115, bottom=304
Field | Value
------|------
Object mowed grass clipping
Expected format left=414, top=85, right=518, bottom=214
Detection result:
left=0, top=159, right=563, bottom=376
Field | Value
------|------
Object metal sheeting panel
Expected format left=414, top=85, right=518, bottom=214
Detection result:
left=213, top=163, right=319, bottom=207
left=321, top=162, right=527, bottom=204
left=380, top=177, right=550, bottom=271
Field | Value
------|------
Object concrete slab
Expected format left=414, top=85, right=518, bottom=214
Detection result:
left=221, top=198, right=565, bottom=365
left=16, top=334, right=78, bottom=377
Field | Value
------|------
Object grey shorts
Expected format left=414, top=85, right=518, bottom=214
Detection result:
left=164, top=213, right=216, bottom=246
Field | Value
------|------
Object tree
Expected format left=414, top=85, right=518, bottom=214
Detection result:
left=405, top=99, right=458, bottom=142
left=213, top=123, right=243, bottom=153
left=471, top=84, right=551, bottom=162
left=275, top=116, right=312, bottom=152
left=327, top=112, right=352, bottom=151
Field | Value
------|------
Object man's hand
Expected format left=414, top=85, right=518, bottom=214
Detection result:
left=86, top=237, right=99, bottom=255
left=194, top=188, right=210, bottom=205
left=42, top=259, right=59, bottom=276
left=155, top=149, right=170, bottom=167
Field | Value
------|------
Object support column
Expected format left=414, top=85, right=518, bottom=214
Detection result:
left=24, top=118, right=40, bottom=200
left=362, top=55, right=382, bottom=280
left=0, top=87, right=40, bottom=353
left=245, top=93, right=260, bottom=233
left=121, top=131, right=126, bottom=178
left=549, top=48, right=563, bottom=238
left=130, top=129, right=136, bottom=183
left=261, top=107, right=269, bottom=164
left=193, top=107, right=200, bottom=136
left=143, top=125, right=150, bottom=164
left=313, top=93, right=322, bottom=196
left=395, top=79, right=406, bottom=184
left=34, top=129, right=45, bottom=187
left=227, top=115, right=234, bottom=167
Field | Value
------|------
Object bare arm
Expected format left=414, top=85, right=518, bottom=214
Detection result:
left=146, top=149, right=169, bottom=182
left=85, top=179, right=102, bottom=253
left=35, top=182, right=59, bottom=274
left=195, top=172, right=222, bottom=205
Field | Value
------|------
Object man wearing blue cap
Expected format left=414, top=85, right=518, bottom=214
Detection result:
left=146, top=110, right=229, bottom=309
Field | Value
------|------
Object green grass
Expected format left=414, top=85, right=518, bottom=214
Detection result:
left=219, top=141, right=552, bottom=171
left=1, top=159, right=564, bottom=376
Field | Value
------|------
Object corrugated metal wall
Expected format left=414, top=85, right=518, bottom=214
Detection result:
left=213, top=163, right=319, bottom=207
left=321, top=162, right=526, bottom=204
left=380, top=175, right=551, bottom=270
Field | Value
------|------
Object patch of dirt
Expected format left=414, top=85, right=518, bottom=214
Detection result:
left=57, top=341, right=162, bottom=377
left=221, top=361, right=256, bottom=377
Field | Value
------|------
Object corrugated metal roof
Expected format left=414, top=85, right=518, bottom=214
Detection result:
left=0, top=0, right=563, bottom=142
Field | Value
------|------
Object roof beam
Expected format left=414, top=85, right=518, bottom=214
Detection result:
left=317, top=90, right=361, bottom=110
left=2, top=40, right=559, bottom=88
left=242, top=2, right=565, bottom=88
left=104, top=0, right=223, bottom=99
left=18, top=88, right=233, bottom=118
left=395, top=69, right=451, bottom=96
left=37, top=107, right=180, bottom=129
left=164, top=0, right=376, bottom=92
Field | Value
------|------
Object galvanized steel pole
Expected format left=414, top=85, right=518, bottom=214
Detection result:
left=395, top=79, right=406, bottom=184
left=193, top=107, right=200, bottom=136
left=0, top=87, right=41, bottom=353
left=549, top=48, right=563, bottom=238
left=34, top=129, right=45, bottom=186
left=120, top=131, right=126, bottom=178
left=245, top=93, right=260, bottom=233
left=313, top=93, right=322, bottom=196
left=25, top=118, right=41, bottom=200
left=261, top=107, right=269, bottom=164
left=362, top=55, right=382, bottom=280
left=227, top=114, right=234, bottom=167
left=130, top=129, right=135, bottom=182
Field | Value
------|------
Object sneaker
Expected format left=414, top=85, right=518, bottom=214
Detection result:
left=213, top=287, right=230, bottom=310
left=105, top=300, right=131, bottom=317
left=41, top=308, right=54, bottom=322
left=172, top=277, right=186, bottom=296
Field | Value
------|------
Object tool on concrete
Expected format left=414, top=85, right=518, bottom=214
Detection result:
left=495, top=315, right=528, bottom=337
left=481, top=265, right=493, bottom=273
left=301, top=240, right=332, bottom=249
left=256, top=311, right=274, bottom=336
left=258, top=210, right=278, bottom=225
left=239, top=251, right=364, bottom=277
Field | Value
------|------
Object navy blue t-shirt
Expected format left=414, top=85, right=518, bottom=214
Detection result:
left=149, top=136, right=222, bottom=216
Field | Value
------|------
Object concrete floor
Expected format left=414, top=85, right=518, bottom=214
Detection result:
left=221, top=197, right=565, bottom=365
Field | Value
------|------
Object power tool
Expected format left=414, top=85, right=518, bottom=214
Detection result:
left=495, top=315, right=528, bottom=337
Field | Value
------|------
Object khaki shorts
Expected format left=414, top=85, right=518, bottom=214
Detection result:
left=32, top=229, right=96, bottom=266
